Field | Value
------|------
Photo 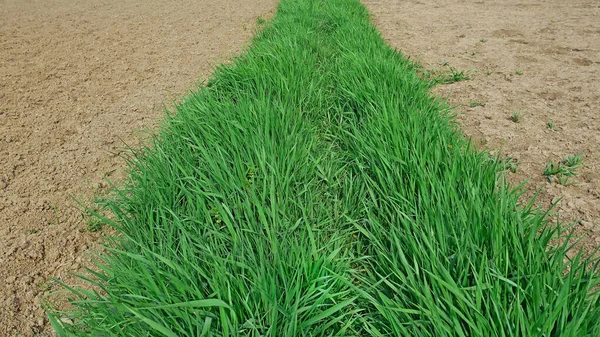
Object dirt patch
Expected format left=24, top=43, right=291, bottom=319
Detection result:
left=363, top=0, right=600, bottom=249
left=0, top=0, right=278, bottom=335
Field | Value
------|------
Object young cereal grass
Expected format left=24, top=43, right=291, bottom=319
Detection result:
left=45, top=0, right=600, bottom=336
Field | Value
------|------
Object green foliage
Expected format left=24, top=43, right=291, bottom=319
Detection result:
left=45, top=0, right=600, bottom=336
left=511, top=110, right=522, bottom=123
left=422, top=67, right=471, bottom=85
left=502, top=156, right=519, bottom=173
left=544, top=153, right=583, bottom=185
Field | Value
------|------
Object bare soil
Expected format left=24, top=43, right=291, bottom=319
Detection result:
left=364, top=0, right=600, bottom=250
left=0, top=0, right=277, bottom=335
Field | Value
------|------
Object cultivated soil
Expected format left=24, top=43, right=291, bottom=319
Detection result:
left=0, top=0, right=277, bottom=335
left=364, top=0, right=600, bottom=251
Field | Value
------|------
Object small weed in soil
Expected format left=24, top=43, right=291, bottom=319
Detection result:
left=469, top=101, right=486, bottom=107
left=445, top=68, right=470, bottom=83
left=544, top=153, right=583, bottom=184
left=510, top=111, right=522, bottom=123
left=564, top=153, right=583, bottom=168
left=503, top=157, right=519, bottom=173
left=424, top=67, right=471, bottom=85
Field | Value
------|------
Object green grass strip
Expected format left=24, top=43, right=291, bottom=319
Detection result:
left=46, top=0, right=600, bottom=336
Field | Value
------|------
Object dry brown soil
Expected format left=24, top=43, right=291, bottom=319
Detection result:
left=0, top=0, right=278, bottom=335
left=364, top=0, right=599, bottom=249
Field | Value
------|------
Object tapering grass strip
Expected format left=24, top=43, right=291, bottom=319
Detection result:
left=46, top=0, right=600, bottom=336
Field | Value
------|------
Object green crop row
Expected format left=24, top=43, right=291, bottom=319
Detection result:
left=46, top=0, right=600, bottom=336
